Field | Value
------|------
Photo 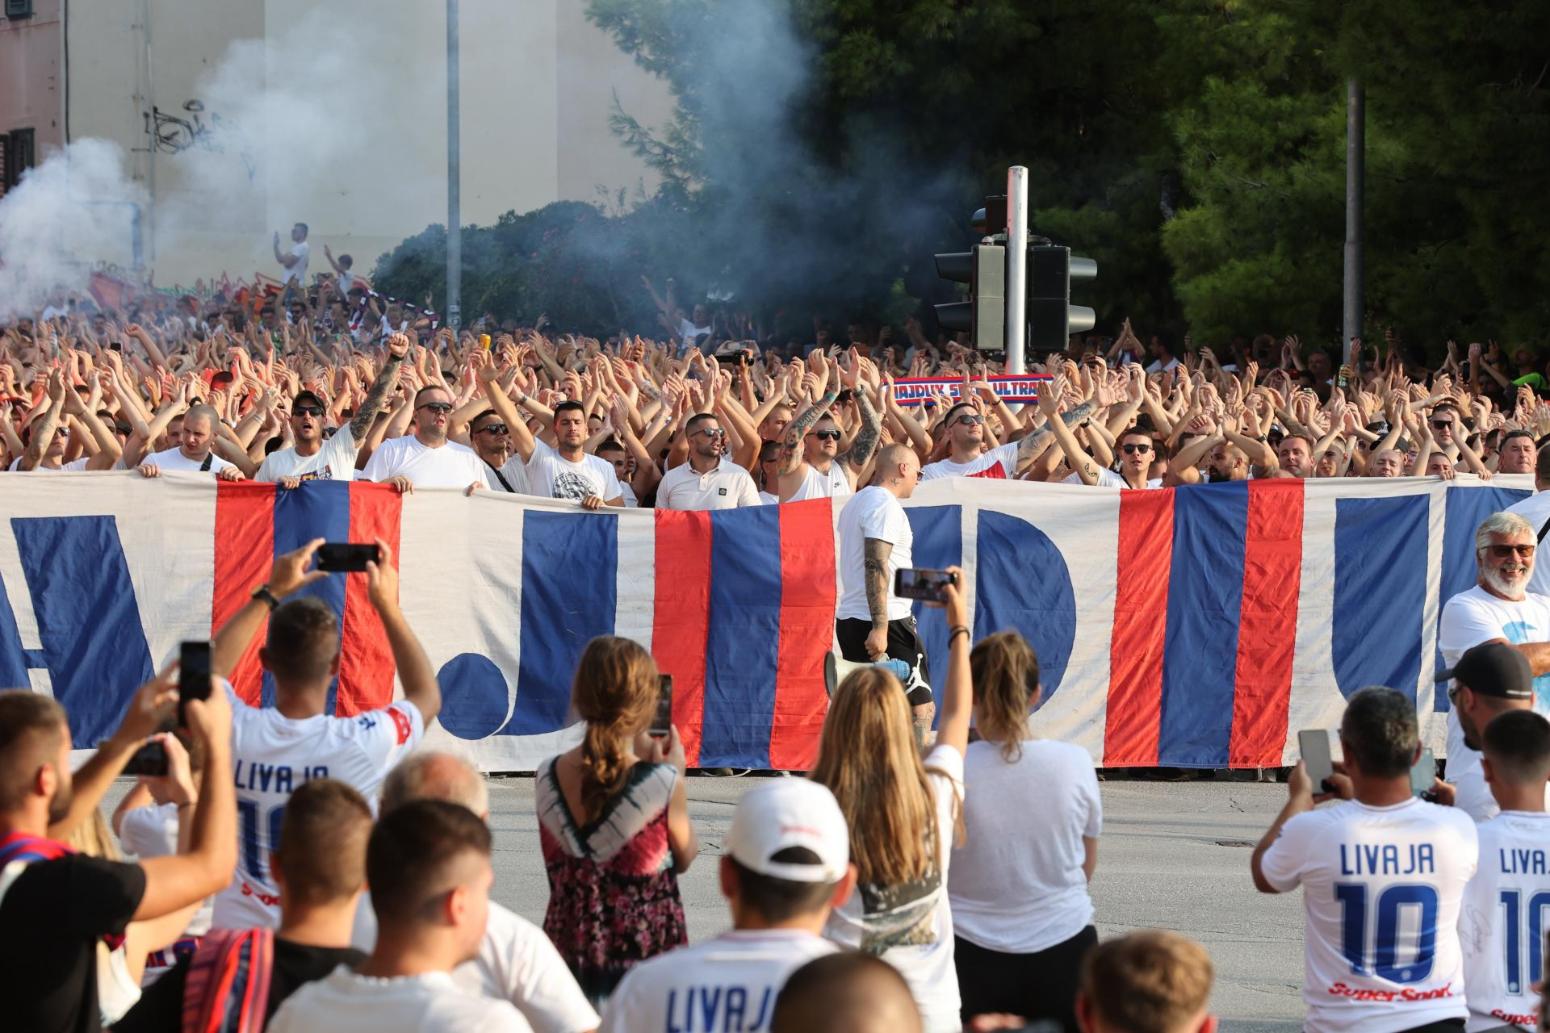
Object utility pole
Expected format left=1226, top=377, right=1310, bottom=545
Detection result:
left=1004, top=166, right=1029, bottom=373
left=1343, top=79, right=1363, bottom=367
left=445, top=0, right=462, bottom=330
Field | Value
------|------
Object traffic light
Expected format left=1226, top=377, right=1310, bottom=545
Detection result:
left=1026, top=245, right=1097, bottom=352
left=933, top=243, right=1005, bottom=352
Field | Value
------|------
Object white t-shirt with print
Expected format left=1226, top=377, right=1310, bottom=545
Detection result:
left=824, top=744, right=965, bottom=1033
left=1438, top=586, right=1550, bottom=820
left=836, top=486, right=913, bottom=623
left=144, top=445, right=235, bottom=474
left=268, top=968, right=531, bottom=1033
left=599, top=929, right=836, bottom=1033
left=211, top=683, right=424, bottom=930
left=517, top=440, right=623, bottom=503
left=1258, top=797, right=1478, bottom=1033
left=257, top=428, right=359, bottom=482
left=362, top=435, right=488, bottom=489
left=922, top=441, right=1020, bottom=481
left=1459, top=810, right=1550, bottom=1032
left=949, top=739, right=1100, bottom=953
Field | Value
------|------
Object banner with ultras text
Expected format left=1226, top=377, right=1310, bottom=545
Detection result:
left=0, top=473, right=1532, bottom=772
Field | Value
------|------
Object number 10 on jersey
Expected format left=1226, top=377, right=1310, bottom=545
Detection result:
left=1334, top=883, right=1439, bottom=984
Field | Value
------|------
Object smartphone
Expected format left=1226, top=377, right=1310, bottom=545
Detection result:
left=894, top=568, right=958, bottom=603
left=316, top=542, right=382, bottom=572
left=1410, top=748, right=1436, bottom=797
left=179, top=641, right=212, bottom=726
left=1298, top=729, right=1333, bottom=794
left=123, top=739, right=168, bottom=777
left=650, top=675, right=673, bottom=739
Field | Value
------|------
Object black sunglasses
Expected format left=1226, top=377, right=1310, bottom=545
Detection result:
left=1121, top=443, right=1153, bottom=454
left=811, top=429, right=842, bottom=441
left=475, top=423, right=509, bottom=435
left=293, top=405, right=324, bottom=417
left=418, top=402, right=453, bottom=414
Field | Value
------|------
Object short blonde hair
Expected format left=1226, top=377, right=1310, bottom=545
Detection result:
left=1080, top=930, right=1213, bottom=1033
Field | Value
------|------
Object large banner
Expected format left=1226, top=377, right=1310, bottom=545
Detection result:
left=0, top=473, right=1533, bottom=771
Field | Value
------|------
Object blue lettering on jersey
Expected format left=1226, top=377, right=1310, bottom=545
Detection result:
left=1500, top=848, right=1549, bottom=875
left=359, top=715, right=377, bottom=731
left=233, top=761, right=327, bottom=793
left=664, top=985, right=774, bottom=1032
left=1339, top=842, right=1435, bottom=877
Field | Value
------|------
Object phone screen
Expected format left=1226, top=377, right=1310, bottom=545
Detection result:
left=650, top=675, right=673, bottom=738
left=1410, top=748, right=1436, bottom=797
left=1298, top=729, right=1333, bottom=791
left=179, top=641, right=212, bottom=726
left=316, top=542, right=381, bottom=572
left=894, top=567, right=957, bottom=603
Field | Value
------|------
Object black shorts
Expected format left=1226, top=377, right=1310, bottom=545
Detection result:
left=835, top=616, right=934, bottom=706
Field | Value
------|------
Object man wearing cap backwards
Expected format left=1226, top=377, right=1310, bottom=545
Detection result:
left=1438, top=512, right=1550, bottom=819
left=1433, top=642, right=1549, bottom=820
left=598, top=780, right=857, bottom=1033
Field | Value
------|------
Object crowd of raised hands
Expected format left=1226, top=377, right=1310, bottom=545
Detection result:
left=2, top=299, right=1546, bottom=493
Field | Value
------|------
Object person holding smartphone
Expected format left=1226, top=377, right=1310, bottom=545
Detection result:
left=834, top=443, right=934, bottom=736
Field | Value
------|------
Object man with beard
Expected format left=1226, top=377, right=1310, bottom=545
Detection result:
left=520, top=401, right=624, bottom=511
left=657, top=413, right=760, bottom=510
left=921, top=388, right=1100, bottom=482
left=1164, top=418, right=1276, bottom=485
left=0, top=676, right=237, bottom=1033
left=363, top=383, right=488, bottom=495
left=1272, top=433, right=1315, bottom=479
left=137, top=403, right=245, bottom=481
left=1439, top=512, right=1550, bottom=816
left=258, top=332, right=409, bottom=485
left=777, top=353, right=880, bottom=502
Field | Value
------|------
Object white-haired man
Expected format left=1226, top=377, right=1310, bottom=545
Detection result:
left=1438, top=512, right=1550, bottom=820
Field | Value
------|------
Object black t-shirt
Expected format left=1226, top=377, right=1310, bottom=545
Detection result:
left=112, top=938, right=365, bottom=1033
left=0, top=854, right=146, bottom=1033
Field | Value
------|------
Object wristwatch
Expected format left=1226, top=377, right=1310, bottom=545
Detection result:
left=251, top=584, right=281, bottom=611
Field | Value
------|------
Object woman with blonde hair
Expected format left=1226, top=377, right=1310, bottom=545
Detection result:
left=948, top=630, right=1101, bottom=1033
left=535, top=634, right=698, bottom=1004
left=811, top=567, right=972, bottom=1033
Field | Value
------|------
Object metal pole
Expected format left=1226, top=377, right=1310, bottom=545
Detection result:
left=1005, top=166, right=1029, bottom=373
left=1342, top=79, right=1363, bottom=366
left=445, top=0, right=462, bottom=331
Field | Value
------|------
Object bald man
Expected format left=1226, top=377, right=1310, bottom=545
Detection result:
left=137, top=403, right=245, bottom=481
left=372, top=752, right=599, bottom=1033
left=771, top=953, right=922, bottom=1033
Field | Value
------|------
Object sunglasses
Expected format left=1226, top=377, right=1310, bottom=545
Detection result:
left=1488, top=544, right=1535, bottom=558
left=693, top=427, right=726, bottom=439
left=418, top=402, right=453, bottom=414
left=1120, top=443, right=1153, bottom=454
left=811, top=429, right=842, bottom=441
left=475, top=423, right=509, bottom=435
left=293, top=405, right=324, bottom=417
left=953, top=414, right=984, bottom=427
left=1430, top=420, right=1452, bottom=429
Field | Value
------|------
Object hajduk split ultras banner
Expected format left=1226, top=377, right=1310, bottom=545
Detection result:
left=0, top=473, right=1533, bottom=771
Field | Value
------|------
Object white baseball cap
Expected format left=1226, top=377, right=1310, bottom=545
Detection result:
left=727, top=779, right=849, bottom=884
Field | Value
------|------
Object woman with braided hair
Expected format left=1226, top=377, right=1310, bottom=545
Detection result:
left=534, top=635, right=698, bottom=1006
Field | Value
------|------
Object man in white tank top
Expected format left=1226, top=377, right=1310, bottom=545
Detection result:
left=777, top=353, right=880, bottom=504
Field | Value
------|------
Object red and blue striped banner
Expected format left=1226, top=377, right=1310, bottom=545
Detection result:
left=0, top=472, right=1531, bottom=770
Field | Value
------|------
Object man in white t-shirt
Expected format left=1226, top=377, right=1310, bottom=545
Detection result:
left=658, top=413, right=761, bottom=510
left=374, top=752, right=599, bottom=1033
left=1033, top=377, right=1129, bottom=487
left=274, top=223, right=311, bottom=294
left=268, top=800, right=531, bottom=1033
left=1434, top=643, right=1545, bottom=822
left=922, top=387, right=1090, bottom=482
left=1458, top=710, right=1550, bottom=1032
left=258, top=333, right=408, bottom=484
left=777, top=354, right=880, bottom=503
left=835, top=444, right=934, bottom=728
left=363, top=384, right=487, bottom=494
left=1252, top=687, right=1478, bottom=1033
left=600, top=779, right=856, bottom=1033
left=517, top=401, right=624, bottom=510
left=137, top=403, right=244, bottom=481
left=15, top=369, right=122, bottom=471
left=1438, top=512, right=1550, bottom=820
left=208, top=539, right=441, bottom=930
left=1504, top=446, right=1550, bottom=597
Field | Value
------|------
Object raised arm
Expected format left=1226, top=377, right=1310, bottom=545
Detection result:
left=933, top=570, right=972, bottom=757
left=212, top=541, right=328, bottom=679
left=365, top=539, right=441, bottom=724
left=349, top=333, right=410, bottom=442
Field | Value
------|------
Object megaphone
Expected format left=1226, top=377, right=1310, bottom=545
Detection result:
left=824, top=653, right=913, bottom=697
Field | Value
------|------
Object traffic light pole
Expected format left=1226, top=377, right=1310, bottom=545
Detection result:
left=1004, top=166, right=1029, bottom=373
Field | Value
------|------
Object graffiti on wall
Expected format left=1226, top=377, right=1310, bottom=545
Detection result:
left=143, top=100, right=257, bottom=180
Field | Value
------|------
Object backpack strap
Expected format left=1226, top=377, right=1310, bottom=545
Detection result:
left=181, top=927, right=275, bottom=1033
left=1538, top=515, right=1550, bottom=543
left=200, top=453, right=214, bottom=473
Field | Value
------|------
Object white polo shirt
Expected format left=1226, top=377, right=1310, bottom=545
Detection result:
left=361, top=435, right=488, bottom=489
left=656, top=457, right=760, bottom=510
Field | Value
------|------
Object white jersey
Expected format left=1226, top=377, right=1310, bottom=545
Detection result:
left=1460, top=811, right=1550, bottom=1031
left=1439, top=586, right=1550, bottom=820
left=212, top=683, right=424, bottom=929
left=599, top=930, right=836, bottom=1033
left=922, top=441, right=1020, bottom=481
left=256, top=427, right=359, bottom=482
left=362, top=435, right=488, bottom=490
left=782, top=460, right=852, bottom=503
left=1259, top=797, right=1478, bottom=1033
left=518, top=440, right=623, bottom=503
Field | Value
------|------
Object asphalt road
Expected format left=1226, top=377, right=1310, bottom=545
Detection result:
left=483, top=774, right=1308, bottom=1032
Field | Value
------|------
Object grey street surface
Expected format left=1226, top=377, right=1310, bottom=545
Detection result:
left=485, top=775, right=1307, bottom=1032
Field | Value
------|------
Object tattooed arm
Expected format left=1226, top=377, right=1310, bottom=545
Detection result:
left=1012, top=400, right=1096, bottom=476
left=863, top=536, right=894, bottom=660
left=349, top=333, right=409, bottom=442
left=842, top=388, right=883, bottom=473
left=775, top=384, right=841, bottom=499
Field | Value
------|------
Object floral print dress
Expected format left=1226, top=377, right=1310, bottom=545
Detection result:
left=535, top=756, right=687, bottom=1005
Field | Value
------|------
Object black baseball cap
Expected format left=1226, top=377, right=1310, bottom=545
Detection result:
left=292, top=390, right=325, bottom=411
left=1436, top=641, right=1533, bottom=700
